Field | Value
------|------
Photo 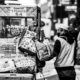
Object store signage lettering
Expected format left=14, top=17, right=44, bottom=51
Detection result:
left=10, top=7, right=26, bottom=16
left=0, top=6, right=37, bottom=17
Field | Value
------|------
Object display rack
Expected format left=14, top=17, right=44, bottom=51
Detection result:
left=0, top=5, right=41, bottom=80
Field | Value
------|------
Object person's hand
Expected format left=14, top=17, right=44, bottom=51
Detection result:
left=24, top=52, right=28, bottom=56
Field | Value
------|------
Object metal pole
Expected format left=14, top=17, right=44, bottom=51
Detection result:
left=51, top=0, right=56, bottom=35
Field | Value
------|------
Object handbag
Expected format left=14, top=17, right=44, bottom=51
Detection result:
left=35, top=40, right=53, bottom=61
left=18, top=30, right=37, bottom=56
left=14, top=56, right=37, bottom=73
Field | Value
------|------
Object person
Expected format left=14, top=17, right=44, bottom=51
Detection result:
left=68, top=21, right=80, bottom=65
left=36, top=23, right=76, bottom=80
left=54, top=24, right=76, bottom=80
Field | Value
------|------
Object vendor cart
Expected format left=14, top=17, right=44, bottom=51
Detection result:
left=0, top=5, right=41, bottom=80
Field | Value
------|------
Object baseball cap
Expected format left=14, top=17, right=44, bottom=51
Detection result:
left=55, top=23, right=69, bottom=30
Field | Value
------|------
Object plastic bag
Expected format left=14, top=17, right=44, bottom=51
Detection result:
left=35, top=40, right=51, bottom=61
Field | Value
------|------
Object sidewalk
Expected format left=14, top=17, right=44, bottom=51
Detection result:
left=36, top=60, right=80, bottom=80
left=36, top=59, right=59, bottom=80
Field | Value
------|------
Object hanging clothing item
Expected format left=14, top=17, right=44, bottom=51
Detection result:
left=18, top=29, right=46, bottom=73
left=18, top=30, right=37, bottom=56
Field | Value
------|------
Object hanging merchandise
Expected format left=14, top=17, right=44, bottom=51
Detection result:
left=35, top=39, right=53, bottom=61
left=14, top=56, right=37, bottom=73
left=18, top=30, right=37, bottom=56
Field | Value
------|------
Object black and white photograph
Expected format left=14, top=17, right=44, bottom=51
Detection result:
left=0, top=0, right=80, bottom=80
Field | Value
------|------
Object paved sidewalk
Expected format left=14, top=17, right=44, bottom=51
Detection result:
left=36, top=59, right=80, bottom=80
left=36, top=59, right=59, bottom=80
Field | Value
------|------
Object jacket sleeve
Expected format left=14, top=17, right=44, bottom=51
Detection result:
left=53, top=39, right=61, bottom=57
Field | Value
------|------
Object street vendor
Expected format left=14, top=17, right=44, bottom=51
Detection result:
left=35, top=23, right=77, bottom=80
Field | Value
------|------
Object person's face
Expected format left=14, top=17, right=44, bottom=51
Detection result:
left=57, top=28, right=63, bottom=36
left=57, top=28, right=66, bottom=36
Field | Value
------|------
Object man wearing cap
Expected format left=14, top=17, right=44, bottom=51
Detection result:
left=36, top=23, right=76, bottom=80
left=53, top=24, right=76, bottom=80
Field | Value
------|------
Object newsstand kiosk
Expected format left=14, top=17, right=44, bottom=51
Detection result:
left=0, top=5, right=41, bottom=80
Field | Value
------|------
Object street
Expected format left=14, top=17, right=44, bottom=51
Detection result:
left=36, top=59, right=59, bottom=80
left=36, top=59, right=80, bottom=80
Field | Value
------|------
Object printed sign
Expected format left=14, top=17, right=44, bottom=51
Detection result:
left=0, top=7, right=10, bottom=16
left=0, top=5, right=37, bottom=17
left=10, top=7, right=26, bottom=17
left=65, top=6, right=77, bottom=11
left=0, top=38, right=17, bottom=58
